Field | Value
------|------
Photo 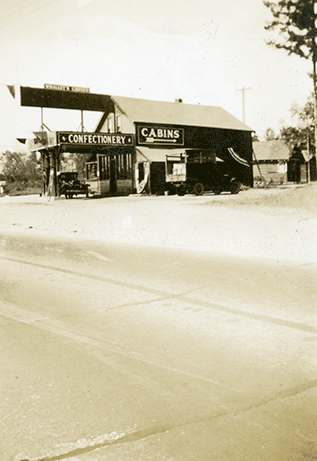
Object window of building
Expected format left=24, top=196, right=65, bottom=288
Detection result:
left=108, top=117, right=113, bottom=133
left=117, top=153, right=133, bottom=180
left=99, top=155, right=110, bottom=180
left=99, top=153, right=133, bottom=181
left=187, top=150, right=216, bottom=163
left=117, top=115, right=121, bottom=133
left=86, top=162, right=97, bottom=180
left=268, top=163, right=277, bottom=173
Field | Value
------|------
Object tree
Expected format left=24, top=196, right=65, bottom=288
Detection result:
left=279, top=94, right=315, bottom=149
left=264, top=127, right=278, bottom=141
left=71, top=153, right=92, bottom=179
left=289, top=95, right=315, bottom=127
left=264, top=0, right=317, bottom=177
left=280, top=125, right=308, bottom=147
left=1, top=151, right=42, bottom=194
left=264, top=0, right=315, bottom=60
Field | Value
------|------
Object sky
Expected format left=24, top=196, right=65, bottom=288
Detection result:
left=0, top=0, right=313, bottom=152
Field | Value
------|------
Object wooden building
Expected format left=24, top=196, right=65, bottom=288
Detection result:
left=86, top=95, right=254, bottom=196
left=253, top=140, right=314, bottom=185
left=17, top=86, right=253, bottom=196
left=253, top=140, right=291, bottom=185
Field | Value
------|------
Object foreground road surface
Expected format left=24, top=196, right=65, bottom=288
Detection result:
left=0, top=232, right=316, bottom=460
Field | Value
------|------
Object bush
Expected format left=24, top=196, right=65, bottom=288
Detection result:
left=0, top=151, right=42, bottom=195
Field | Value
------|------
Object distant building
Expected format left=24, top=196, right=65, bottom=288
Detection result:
left=253, top=140, right=314, bottom=184
left=253, top=140, right=290, bottom=185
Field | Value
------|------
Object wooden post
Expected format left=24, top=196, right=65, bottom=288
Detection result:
left=314, top=2, right=317, bottom=180
left=47, top=148, right=60, bottom=197
left=48, top=151, right=56, bottom=196
left=313, top=55, right=317, bottom=180
left=307, top=129, right=311, bottom=183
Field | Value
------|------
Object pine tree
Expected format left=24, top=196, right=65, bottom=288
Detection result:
left=264, top=0, right=317, bottom=177
left=264, top=0, right=315, bottom=59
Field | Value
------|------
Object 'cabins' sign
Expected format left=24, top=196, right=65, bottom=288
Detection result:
left=58, top=132, right=134, bottom=146
left=137, top=124, right=184, bottom=146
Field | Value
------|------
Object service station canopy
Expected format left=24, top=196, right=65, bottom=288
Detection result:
left=20, top=85, right=114, bottom=112
left=30, top=131, right=134, bottom=153
left=17, top=85, right=135, bottom=153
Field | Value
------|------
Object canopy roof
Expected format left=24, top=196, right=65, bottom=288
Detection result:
left=19, top=86, right=114, bottom=112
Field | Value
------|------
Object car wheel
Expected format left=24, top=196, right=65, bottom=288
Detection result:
left=177, top=187, right=186, bottom=196
left=193, top=183, right=204, bottom=195
left=230, top=180, right=241, bottom=194
left=167, top=187, right=176, bottom=195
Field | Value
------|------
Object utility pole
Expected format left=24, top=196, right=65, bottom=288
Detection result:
left=236, top=87, right=251, bottom=124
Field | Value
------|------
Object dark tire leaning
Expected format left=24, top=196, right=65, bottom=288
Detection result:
left=193, top=182, right=204, bottom=195
left=230, top=180, right=241, bottom=194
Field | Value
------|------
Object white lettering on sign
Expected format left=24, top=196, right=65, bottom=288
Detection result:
left=59, top=132, right=133, bottom=146
left=138, top=125, right=183, bottom=145
left=44, top=84, right=90, bottom=93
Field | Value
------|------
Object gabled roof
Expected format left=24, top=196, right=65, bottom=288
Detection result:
left=253, top=140, right=291, bottom=161
left=111, top=96, right=253, bottom=132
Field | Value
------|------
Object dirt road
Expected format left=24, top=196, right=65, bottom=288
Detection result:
left=1, top=184, right=317, bottom=264
left=0, top=185, right=316, bottom=461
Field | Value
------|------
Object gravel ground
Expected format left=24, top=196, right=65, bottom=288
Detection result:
left=1, top=184, right=317, bottom=264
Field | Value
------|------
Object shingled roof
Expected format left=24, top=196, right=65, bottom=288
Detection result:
left=253, top=140, right=291, bottom=161
left=111, top=96, right=253, bottom=132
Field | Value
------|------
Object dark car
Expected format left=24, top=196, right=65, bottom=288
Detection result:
left=58, top=172, right=90, bottom=199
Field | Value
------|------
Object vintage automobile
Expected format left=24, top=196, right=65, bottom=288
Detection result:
left=165, top=147, right=250, bottom=196
left=58, top=172, right=90, bottom=199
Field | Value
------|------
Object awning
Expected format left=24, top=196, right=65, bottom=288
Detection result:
left=136, top=146, right=250, bottom=167
left=227, top=148, right=250, bottom=167
left=136, top=147, right=187, bottom=162
left=216, top=148, right=250, bottom=167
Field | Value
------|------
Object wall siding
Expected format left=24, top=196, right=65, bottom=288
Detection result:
left=253, top=163, right=288, bottom=184
left=116, top=179, right=134, bottom=195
